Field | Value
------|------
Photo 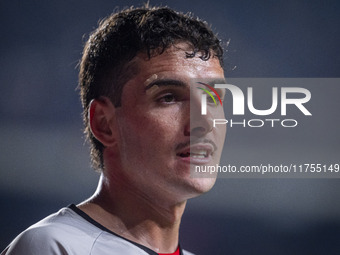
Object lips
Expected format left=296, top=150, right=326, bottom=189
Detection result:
left=178, top=149, right=210, bottom=158
left=178, top=150, right=208, bottom=158
left=176, top=143, right=214, bottom=164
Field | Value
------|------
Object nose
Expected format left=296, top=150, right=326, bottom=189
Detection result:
left=184, top=93, right=213, bottom=137
left=189, top=117, right=213, bottom=137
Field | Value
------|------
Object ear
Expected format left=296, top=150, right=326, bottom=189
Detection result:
left=88, top=97, right=117, bottom=147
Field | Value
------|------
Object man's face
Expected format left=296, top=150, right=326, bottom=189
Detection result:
left=111, top=44, right=226, bottom=204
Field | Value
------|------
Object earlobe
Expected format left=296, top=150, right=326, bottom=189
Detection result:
left=88, top=97, right=117, bottom=147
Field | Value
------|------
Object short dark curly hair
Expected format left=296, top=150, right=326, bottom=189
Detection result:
left=79, top=5, right=224, bottom=171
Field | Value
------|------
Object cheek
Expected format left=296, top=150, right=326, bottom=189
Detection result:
left=118, top=107, right=182, bottom=156
left=141, top=104, right=184, bottom=132
left=142, top=109, right=183, bottom=147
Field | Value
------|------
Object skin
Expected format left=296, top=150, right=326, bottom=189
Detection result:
left=78, top=43, right=226, bottom=253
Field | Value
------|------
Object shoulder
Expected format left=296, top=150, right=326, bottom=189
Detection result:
left=2, top=206, right=102, bottom=255
left=2, top=206, right=194, bottom=255
left=2, top=206, right=156, bottom=255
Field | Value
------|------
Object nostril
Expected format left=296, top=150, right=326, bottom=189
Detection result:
left=190, top=126, right=211, bottom=137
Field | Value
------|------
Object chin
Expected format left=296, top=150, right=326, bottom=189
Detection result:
left=183, top=175, right=217, bottom=199
left=169, top=162, right=218, bottom=200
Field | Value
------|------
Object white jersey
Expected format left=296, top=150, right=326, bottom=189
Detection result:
left=1, top=204, right=195, bottom=255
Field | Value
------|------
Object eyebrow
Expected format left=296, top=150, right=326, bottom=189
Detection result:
left=144, top=78, right=227, bottom=91
left=203, top=78, right=227, bottom=86
left=145, top=79, right=187, bottom=91
left=197, top=78, right=227, bottom=99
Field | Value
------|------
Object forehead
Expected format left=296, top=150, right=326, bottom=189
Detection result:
left=130, top=44, right=224, bottom=85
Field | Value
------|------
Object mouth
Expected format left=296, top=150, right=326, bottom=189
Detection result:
left=176, top=143, right=214, bottom=163
left=177, top=150, right=210, bottom=159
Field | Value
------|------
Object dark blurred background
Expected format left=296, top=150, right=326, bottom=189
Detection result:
left=1, top=0, right=339, bottom=254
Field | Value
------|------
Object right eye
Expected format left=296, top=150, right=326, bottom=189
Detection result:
left=206, top=94, right=219, bottom=106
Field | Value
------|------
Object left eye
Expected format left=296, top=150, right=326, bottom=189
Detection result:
left=159, top=94, right=176, bottom=103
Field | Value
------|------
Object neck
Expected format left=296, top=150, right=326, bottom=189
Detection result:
left=79, top=174, right=187, bottom=253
